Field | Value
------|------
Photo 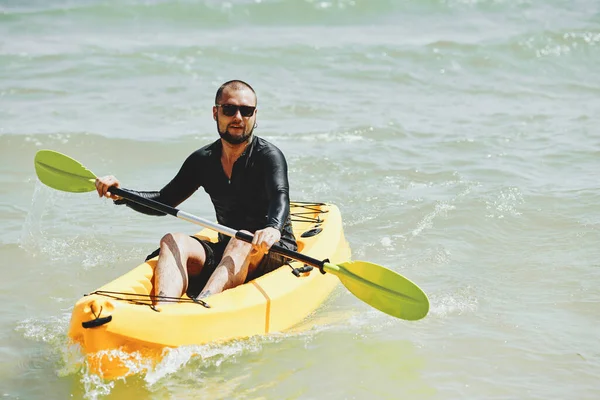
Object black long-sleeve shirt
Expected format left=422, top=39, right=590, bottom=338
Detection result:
left=117, top=135, right=297, bottom=250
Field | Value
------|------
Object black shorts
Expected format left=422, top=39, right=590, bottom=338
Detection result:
left=145, top=236, right=293, bottom=298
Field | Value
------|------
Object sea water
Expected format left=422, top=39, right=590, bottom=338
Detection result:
left=1, top=0, right=599, bottom=398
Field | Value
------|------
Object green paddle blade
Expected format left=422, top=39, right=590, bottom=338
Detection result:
left=324, top=261, right=429, bottom=321
left=34, top=150, right=97, bottom=193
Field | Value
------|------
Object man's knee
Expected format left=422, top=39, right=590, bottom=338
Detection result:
left=159, top=232, right=187, bottom=247
left=158, top=232, right=194, bottom=264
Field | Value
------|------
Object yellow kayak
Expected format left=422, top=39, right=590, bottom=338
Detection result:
left=68, top=201, right=351, bottom=378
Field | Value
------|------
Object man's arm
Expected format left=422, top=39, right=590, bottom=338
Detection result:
left=97, top=151, right=204, bottom=215
left=249, top=147, right=291, bottom=253
left=263, top=147, right=291, bottom=231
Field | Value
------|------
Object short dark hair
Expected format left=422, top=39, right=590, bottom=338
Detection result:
left=215, top=80, right=257, bottom=105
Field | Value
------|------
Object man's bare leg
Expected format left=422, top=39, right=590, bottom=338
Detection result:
left=197, top=233, right=264, bottom=299
left=154, top=233, right=208, bottom=304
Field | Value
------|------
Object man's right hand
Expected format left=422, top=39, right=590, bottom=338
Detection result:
left=95, top=175, right=122, bottom=200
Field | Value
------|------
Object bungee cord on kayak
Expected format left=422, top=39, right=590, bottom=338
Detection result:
left=85, top=290, right=210, bottom=311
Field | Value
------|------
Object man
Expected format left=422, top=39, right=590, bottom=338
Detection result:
left=95, top=80, right=296, bottom=303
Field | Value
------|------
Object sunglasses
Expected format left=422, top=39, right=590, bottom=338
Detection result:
left=216, top=104, right=256, bottom=118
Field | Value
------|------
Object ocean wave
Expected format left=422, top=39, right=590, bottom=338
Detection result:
left=2, top=0, right=411, bottom=25
left=0, top=0, right=551, bottom=27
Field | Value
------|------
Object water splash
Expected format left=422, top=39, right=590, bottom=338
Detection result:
left=19, top=181, right=144, bottom=268
left=519, top=30, right=600, bottom=59
left=16, top=313, right=71, bottom=344
left=15, top=313, right=85, bottom=382
left=412, top=202, right=456, bottom=237
left=79, top=366, right=116, bottom=400
left=485, top=186, right=524, bottom=219
left=429, top=286, right=479, bottom=317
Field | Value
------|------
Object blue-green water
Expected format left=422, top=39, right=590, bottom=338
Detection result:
left=1, top=0, right=599, bottom=399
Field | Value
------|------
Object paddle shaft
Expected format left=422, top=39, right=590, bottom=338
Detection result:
left=110, top=186, right=326, bottom=270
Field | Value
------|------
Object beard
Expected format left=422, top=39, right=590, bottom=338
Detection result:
left=216, top=117, right=255, bottom=145
left=218, top=128, right=253, bottom=145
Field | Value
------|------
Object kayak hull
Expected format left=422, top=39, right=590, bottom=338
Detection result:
left=68, top=202, right=351, bottom=378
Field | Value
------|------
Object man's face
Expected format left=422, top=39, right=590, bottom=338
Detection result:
left=213, top=87, right=257, bottom=145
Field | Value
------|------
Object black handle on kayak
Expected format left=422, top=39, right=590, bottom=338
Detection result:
left=82, top=315, right=113, bottom=329
left=110, top=186, right=327, bottom=272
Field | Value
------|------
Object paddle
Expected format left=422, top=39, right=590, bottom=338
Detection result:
left=34, top=149, right=429, bottom=321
